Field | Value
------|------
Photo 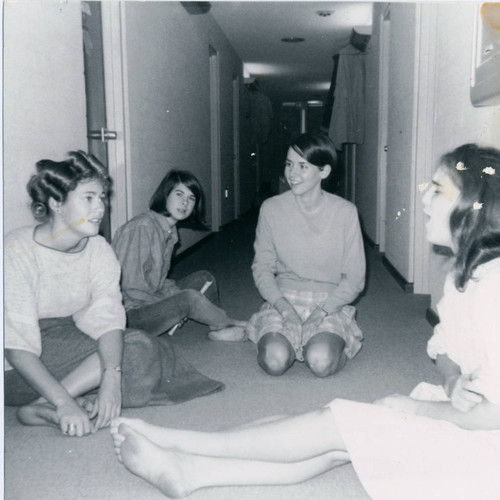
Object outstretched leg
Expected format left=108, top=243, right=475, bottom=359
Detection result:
left=127, top=289, right=246, bottom=337
left=113, top=424, right=349, bottom=497
left=111, top=406, right=346, bottom=463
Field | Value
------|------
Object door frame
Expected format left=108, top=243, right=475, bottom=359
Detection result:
left=209, top=45, right=221, bottom=232
left=377, top=6, right=390, bottom=253
left=233, top=75, right=240, bottom=219
left=101, top=1, right=131, bottom=237
left=412, top=3, right=438, bottom=293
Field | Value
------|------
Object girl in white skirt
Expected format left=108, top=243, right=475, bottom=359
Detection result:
left=110, top=143, right=500, bottom=499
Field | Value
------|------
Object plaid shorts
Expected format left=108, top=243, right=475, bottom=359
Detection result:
left=246, top=288, right=363, bottom=361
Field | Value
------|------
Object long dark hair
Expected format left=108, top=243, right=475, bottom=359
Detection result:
left=27, top=151, right=109, bottom=221
left=149, top=169, right=206, bottom=228
left=439, top=144, right=500, bottom=290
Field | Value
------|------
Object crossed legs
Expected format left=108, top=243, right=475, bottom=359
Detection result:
left=16, top=352, right=102, bottom=429
left=111, top=407, right=350, bottom=497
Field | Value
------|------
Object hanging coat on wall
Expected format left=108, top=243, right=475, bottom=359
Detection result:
left=328, top=45, right=366, bottom=150
left=248, top=88, right=273, bottom=144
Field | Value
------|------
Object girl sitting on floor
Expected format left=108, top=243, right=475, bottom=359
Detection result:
left=247, top=131, right=365, bottom=377
left=112, top=169, right=247, bottom=341
left=111, top=143, right=500, bottom=499
left=4, top=152, right=224, bottom=437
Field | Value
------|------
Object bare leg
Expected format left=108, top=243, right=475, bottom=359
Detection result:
left=257, top=332, right=295, bottom=376
left=303, top=332, right=347, bottom=378
left=114, top=424, right=349, bottom=497
left=17, top=353, right=102, bottom=427
left=111, top=407, right=346, bottom=463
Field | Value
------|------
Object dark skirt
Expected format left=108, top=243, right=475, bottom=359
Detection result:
left=4, top=317, right=224, bottom=407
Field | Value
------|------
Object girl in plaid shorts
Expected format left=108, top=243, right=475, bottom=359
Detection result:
left=246, top=132, right=365, bottom=377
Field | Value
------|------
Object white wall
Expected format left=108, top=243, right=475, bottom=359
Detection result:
left=356, top=3, right=383, bottom=244
left=358, top=3, right=418, bottom=282
left=122, top=2, right=244, bottom=251
left=383, top=3, right=418, bottom=282
left=426, top=3, right=500, bottom=309
left=3, top=1, right=87, bottom=234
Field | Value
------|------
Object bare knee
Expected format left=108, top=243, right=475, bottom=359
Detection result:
left=257, top=333, right=294, bottom=376
left=304, top=336, right=346, bottom=378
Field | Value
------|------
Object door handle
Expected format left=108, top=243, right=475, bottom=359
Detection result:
left=88, top=128, right=118, bottom=142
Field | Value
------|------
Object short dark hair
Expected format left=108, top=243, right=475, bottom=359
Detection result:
left=27, top=150, right=110, bottom=221
left=149, top=169, right=206, bottom=228
left=439, top=143, right=500, bottom=290
left=290, top=131, right=338, bottom=171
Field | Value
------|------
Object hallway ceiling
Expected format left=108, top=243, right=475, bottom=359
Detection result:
left=210, top=1, right=373, bottom=104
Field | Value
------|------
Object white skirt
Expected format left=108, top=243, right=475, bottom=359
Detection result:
left=327, top=383, right=500, bottom=500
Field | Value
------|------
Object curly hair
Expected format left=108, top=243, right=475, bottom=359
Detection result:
left=149, top=169, right=206, bottom=229
left=26, top=151, right=110, bottom=221
left=438, top=144, right=500, bottom=290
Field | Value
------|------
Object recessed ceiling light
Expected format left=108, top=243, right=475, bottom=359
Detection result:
left=281, top=37, right=305, bottom=43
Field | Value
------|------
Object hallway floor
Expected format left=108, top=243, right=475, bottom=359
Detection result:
left=4, top=212, right=441, bottom=500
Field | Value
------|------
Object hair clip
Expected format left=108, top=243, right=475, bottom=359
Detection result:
left=456, top=162, right=467, bottom=171
left=482, top=167, right=495, bottom=175
left=473, top=202, right=483, bottom=210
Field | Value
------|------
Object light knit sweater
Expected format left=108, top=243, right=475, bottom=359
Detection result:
left=4, top=226, right=126, bottom=370
left=252, top=190, right=366, bottom=312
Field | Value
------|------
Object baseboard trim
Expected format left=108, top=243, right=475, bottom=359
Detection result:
left=382, top=256, right=414, bottom=293
left=362, top=232, right=380, bottom=253
left=426, top=307, right=440, bottom=327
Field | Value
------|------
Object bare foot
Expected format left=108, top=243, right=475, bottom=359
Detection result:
left=231, top=319, right=248, bottom=328
left=111, top=428, right=126, bottom=462
left=76, top=396, right=96, bottom=415
left=117, top=424, right=194, bottom=498
left=208, top=326, right=247, bottom=342
left=111, top=417, right=176, bottom=449
left=17, top=402, right=59, bottom=428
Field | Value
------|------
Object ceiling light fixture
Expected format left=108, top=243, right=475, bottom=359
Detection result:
left=281, top=37, right=305, bottom=43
